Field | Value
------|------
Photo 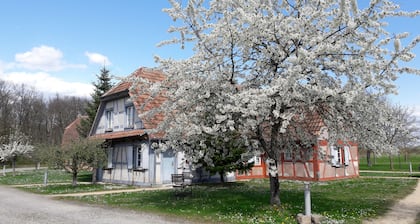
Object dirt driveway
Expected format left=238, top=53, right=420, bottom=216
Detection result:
left=0, top=185, right=193, bottom=224
left=363, top=179, right=420, bottom=224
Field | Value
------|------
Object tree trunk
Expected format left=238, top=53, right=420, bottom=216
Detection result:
left=266, top=158, right=281, bottom=206
left=2, top=164, right=6, bottom=176
left=91, top=167, right=97, bottom=184
left=269, top=173, right=281, bottom=206
left=72, top=172, right=78, bottom=186
left=373, top=152, right=376, bottom=165
left=366, top=150, right=372, bottom=167
left=219, top=172, right=225, bottom=183
left=12, top=158, right=16, bottom=176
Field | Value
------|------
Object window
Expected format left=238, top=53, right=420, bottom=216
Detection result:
left=343, top=146, right=350, bottom=166
left=330, top=146, right=340, bottom=167
left=284, top=149, right=292, bottom=160
left=126, top=105, right=135, bottom=128
left=105, top=110, right=113, bottom=131
left=127, top=147, right=133, bottom=169
left=107, top=148, right=113, bottom=168
left=330, top=145, right=351, bottom=167
left=133, top=147, right=143, bottom=168
left=248, top=156, right=262, bottom=166
left=254, top=156, right=261, bottom=166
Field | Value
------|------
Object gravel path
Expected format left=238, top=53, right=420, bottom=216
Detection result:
left=0, top=185, right=193, bottom=224
left=363, top=179, right=420, bottom=224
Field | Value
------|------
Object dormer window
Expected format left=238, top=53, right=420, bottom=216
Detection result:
left=105, top=110, right=113, bottom=132
left=126, top=105, right=135, bottom=129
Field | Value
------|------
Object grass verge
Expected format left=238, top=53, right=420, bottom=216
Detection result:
left=0, top=169, right=91, bottom=185
left=19, top=183, right=134, bottom=194
left=360, top=171, right=420, bottom=178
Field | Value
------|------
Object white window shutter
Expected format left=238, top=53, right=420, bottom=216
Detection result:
left=330, top=146, right=338, bottom=167
left=107, top=148, right=113, bottom=168
left=344, top=146, right=350, bottom=166
left=127, top=146, right=133, bottom=169
left=141, top=143, right=149, bottom=169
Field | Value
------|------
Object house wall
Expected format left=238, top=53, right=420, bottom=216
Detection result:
left=318, top=144, right=359, bottom=181
left=236, top=155, right=267, bottom=180
left=94, top=96, right=143, bottom=135
left=101, top=140, right=182, bottom=186
left=236, top=142, right=359, bottom=181
left=102, top=141, right=151, bottom=186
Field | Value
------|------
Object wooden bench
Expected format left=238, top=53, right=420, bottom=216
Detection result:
left=171, top=173, right=192, bottom=197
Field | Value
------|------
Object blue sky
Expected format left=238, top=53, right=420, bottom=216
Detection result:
left=0, top=0, right=419, bottom=116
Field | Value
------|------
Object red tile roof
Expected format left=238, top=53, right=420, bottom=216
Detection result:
left=94, top=67, right=167, bottom=140
left=127, top=68, right=166, bottom=130
left=62, top=116, right=87, bottom=146
left=102, top=67, right=165, bottom=97
left=300, top=111, right=325, bottom=136
left=102, top=82, right=131, bottom=97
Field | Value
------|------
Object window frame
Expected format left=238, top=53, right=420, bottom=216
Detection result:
left=105, top=109, right=113, bottom=131
left=125, top=105, right=135, bottom=129
left=133, top=146, right=143, bottom=169
left=330, top=145, right=351, bottom=167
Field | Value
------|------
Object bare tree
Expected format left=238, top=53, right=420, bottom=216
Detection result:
left=55, top=138, right=104, bottom=186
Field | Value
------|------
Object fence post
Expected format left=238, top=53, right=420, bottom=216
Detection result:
left=409, top=162, right=412, bottom=176
left=43, top=169, right=48, bottom=186
left=304, top=182, right=311, bottom=216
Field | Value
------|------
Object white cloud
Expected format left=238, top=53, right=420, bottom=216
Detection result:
left=85, top=52, right=111, bottom=66
left=412, top=105, right=420, bottom=119
left=14, top=45, right=85, bottom=72
left=0, top=72, right=93, bottom=98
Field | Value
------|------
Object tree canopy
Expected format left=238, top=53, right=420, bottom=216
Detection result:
left=78, top=66, right=113, bottom=137
left=136, top=0, right=420, bottom=205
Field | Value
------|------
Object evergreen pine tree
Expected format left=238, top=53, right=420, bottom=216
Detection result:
left=78, top=66, right=113, bottom=137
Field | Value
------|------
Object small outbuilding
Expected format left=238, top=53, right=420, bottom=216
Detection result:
left=236, top=113, right=359, bottom=181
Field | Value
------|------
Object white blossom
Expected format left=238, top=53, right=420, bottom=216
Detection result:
left=132, top=0, right=420, bottom=204
left=0, top=132, right=33, bottom=163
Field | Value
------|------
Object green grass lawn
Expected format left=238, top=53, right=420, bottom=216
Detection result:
left=0, top=169, right=92, bottom=185
left=70, top=178, right=417, bottom=224
left=359, top=154, right=420, bottom=172
left=0, top=169, right=134, bottom=195
left=360, top=171, right=420, bottom=178
left=1, top=169, right=418, bottom=224
left=20, top=183, right=135, bottom=194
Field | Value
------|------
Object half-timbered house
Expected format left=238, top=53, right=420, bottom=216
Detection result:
left=90, top=67, right=184, bottom=186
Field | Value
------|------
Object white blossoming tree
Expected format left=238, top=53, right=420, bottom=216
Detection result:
left=0, top=131, right=34, bottom=176
left=134, top=0, right=420, bottom=205
left=365, top=99, right=419, bottom=167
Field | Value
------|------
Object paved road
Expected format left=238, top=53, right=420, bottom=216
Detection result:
left=0, top=185, right=192, bottom=224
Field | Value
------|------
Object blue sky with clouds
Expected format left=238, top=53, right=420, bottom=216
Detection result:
left=0, top=0, right=419, bottom=115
